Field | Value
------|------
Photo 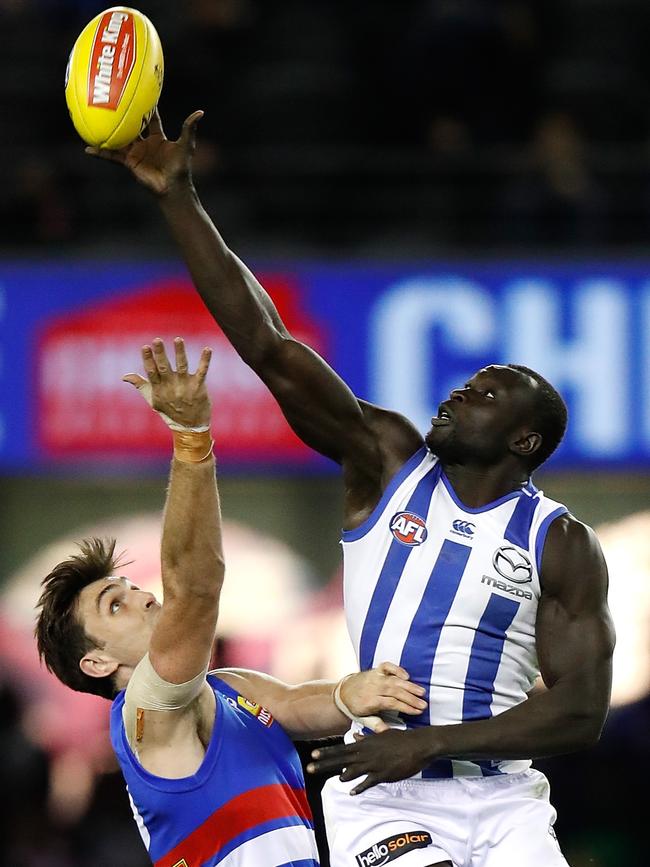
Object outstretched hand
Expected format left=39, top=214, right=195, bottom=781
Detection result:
left=85, top=108, right=203, bottom=196
left=307, top=727, right=433, bottom=795
left=123, top=337, right=212, bottom=429
left=340, top=662, right=427, bottom=732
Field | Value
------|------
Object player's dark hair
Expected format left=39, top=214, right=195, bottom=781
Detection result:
left=507, top=365, right=568, bottom=471
left=35, top=537, right=126, bottom=700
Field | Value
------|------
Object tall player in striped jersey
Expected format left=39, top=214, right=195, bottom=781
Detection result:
left=88, top=113, right=615, bottom=867
left=35, top=338, right=429, bottom=867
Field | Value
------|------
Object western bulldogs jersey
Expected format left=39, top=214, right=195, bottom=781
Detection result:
left=110, top=674, right=319, bottom=867
left=342, top=447, right=568, bottom=779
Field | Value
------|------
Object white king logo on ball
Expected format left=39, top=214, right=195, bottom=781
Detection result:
left=88, top=10, right=135, bottom=109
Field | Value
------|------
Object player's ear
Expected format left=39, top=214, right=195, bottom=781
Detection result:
left=80, top=651, right=119, bottom=679
left=511, top=429, right=542, bottom=460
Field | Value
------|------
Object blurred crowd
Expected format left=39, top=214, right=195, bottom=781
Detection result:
left=2, top=0, right=650, bottom=253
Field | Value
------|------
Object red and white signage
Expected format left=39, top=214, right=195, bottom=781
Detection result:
left=36, top=275, right=326, bottom=463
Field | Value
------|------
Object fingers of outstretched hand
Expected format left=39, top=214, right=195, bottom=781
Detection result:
left=180, top=110, right=204, bottom=148
left=147, top=107, right=165, bottom=138
left=308, top=743, right=357, bottom=775
left=151, top=337, right=171, bottom=374
left=122, top=373, right=148, bottom=388
left=384, top=690, right=428, bottom=715
left=350, top=774, right=380, bottom=796
left=141, top=344, right=161, bottom=383
left=195, top=346, right=212, bottom=382
left=174, top=337, right=189, bottom=374
left=377, top=661, right=409, bottom=679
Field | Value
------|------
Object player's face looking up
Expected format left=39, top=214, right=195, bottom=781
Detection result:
left=76, top=576, right=161, bottom=678
left=425, top=365, right=542, bottom=468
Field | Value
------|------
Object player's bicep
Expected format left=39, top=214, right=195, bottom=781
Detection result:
left=148, top=589, right=220, bottom=685
left=537, top=517, right=615, bottom=701
left=215, top=668, right=291, bottom=712
left=260, top=338, right=374, bottom=463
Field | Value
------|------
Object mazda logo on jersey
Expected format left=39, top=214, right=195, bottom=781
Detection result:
left=492, top=546, right=533, bottom=584
left=390, top=512, right=428, bottom=546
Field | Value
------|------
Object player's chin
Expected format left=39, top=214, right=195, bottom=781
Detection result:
left=424, top=425, right=451, bottom=453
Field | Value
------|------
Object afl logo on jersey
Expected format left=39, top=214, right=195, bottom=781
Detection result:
left=390, top=512, right=428, bottom=546
left=492, top=546, right=533, bottom=584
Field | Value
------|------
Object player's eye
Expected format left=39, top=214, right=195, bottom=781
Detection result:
left=485, top=390, right=496, bottom=399
left=110, top=599, right=121, bottom=614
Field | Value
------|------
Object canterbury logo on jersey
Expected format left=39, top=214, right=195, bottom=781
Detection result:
left=390, top=512, right=428, bottom=546
left=356, top=831, right=433, bottom=866
left=451, top=519, right=476, bottom=538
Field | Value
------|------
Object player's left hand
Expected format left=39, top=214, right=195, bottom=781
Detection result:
left=341, top=662, right=427, bottom=726
left=306, top=728, right=432, bottom=795
left=123, top=337, right=212, bottom=429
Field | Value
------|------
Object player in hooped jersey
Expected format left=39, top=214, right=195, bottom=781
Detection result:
left=88, top=114, right=615, bottom=867
left=35, top=338, right=429, bottom=867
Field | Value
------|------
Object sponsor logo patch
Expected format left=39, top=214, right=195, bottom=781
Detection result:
left=172, top=861, right=188, bottom=867
left=481, top=574, right=532, bottom=600
left=356, top=831, right=433, bottom=866
left=451, top=519, right=475, bottom=538
left=492, top=546, right=533, bottom=584
left=88, top=10, right=136, bottom=109
left=390, top=512, right=428, bottom=546
left=237, top=695, right=273, bottom=727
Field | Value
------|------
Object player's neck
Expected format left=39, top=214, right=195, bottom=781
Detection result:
left=441, top=463, right=530, bottom=509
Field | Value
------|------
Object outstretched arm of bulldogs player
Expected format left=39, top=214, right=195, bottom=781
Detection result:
left=216, top=662, right=428, bottom=739
left=307, top=514, right=615, bottom=792
left=87, top=111, right=424, bottom=526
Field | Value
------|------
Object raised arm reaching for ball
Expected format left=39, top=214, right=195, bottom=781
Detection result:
left=87, top=111, right=613, bottom=867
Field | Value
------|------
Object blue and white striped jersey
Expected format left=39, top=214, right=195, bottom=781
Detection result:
left=342, top=447, right=567, bottom=779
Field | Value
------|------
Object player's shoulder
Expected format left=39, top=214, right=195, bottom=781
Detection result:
left=357, top=399, right=424, bottom=467
left=544, top=511, right=600, bottom=551
left=541, top=512, right=606, bottom=593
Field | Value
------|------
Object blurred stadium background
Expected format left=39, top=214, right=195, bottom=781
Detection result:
left=1, top=1, right=650, bottom=865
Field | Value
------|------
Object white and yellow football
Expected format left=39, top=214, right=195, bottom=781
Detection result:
left=65, top=6, right=164, bottom=149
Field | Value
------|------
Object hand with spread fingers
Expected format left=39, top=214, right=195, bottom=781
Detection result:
left=338, top=661, right=428, bottom=733
left=85, top=108, right=203, bottom=197
left=307, top=726, right=434, bottom=795
left=123, top=337, right=212, bottom=429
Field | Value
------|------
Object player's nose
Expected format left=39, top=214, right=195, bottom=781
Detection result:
left=450, top=387, right=466, bottom=402
left=140, top=592, right=157, bottom=609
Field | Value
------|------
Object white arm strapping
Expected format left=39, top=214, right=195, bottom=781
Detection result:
left=122, top=653, right=208, bottom=747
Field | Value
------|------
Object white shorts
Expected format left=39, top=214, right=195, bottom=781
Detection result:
left=321, top=769, right=568, bottom=867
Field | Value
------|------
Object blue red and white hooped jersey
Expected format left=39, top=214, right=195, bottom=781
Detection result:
left=342, top=446, right=568, bottom=779
left=110, top=673, right=319, bottom=867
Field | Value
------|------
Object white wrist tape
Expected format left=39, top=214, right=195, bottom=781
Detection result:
left=133, top=381, right=210, bottom=433
left=333, top=673, right=385, bottom=733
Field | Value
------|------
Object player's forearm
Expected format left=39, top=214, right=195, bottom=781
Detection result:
left=275, top=681, right=349, bottom=740
left=159, top=184, right=288, bottom=366
left=161, top=456, right=225, bottom=600
left=424, top=679, right=607, bottom=763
